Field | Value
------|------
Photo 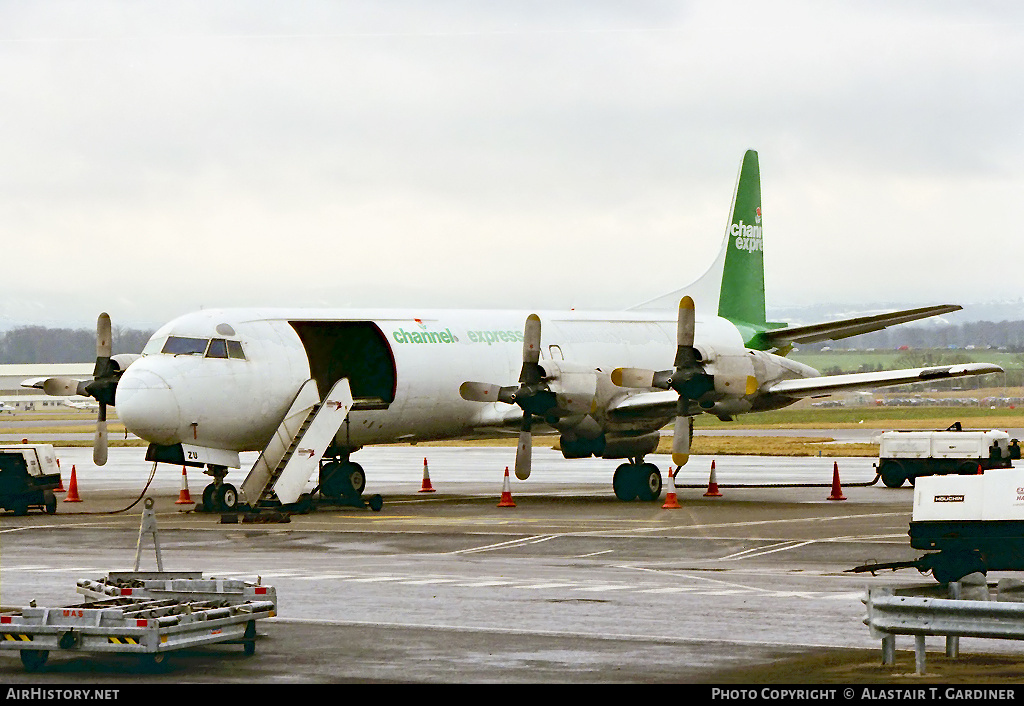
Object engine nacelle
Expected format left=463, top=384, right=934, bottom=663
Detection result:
left=601, top=432, right=660, bottom=460
left=694, top=345, right=758, bottom=398
left=111, top=354, right=142, bottom=373
left=539, top=360, right=600, bottom=415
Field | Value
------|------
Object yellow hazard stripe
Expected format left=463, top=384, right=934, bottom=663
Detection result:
left=108, top=636, right=140, bottom=645
left=1, top=634, right=32, bottom=642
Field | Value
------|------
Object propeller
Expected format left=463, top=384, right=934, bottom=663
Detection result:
left=460, top=314, right=555, bottom=480
left=612, top=296, right=713, bottom=467
left=39, top=313, right=119, bottom=466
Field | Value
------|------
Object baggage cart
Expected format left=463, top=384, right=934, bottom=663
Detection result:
left=0, top=581, right=276, bottom=671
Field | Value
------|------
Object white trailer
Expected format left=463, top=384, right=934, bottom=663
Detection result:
left=0, top=572, right=277, bottom=671
left=875, top=423, right=1016, bottom=488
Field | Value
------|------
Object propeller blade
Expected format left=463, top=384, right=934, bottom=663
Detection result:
left=671, top=415, right=692, bottom=467
left=611, top=367, right=657, bottom=389
left=42, top=377, right=85, bottom=396
left=677, top=296, right=695, bottom=348
left=522, top=314, right=541, bottom=365
left=96, top=312, right=112, bottom=360
left=745, top=375, right=759, bottom=395
left=94, top=405, right=109, bottom=466
left=514, top=427, right=532, bottom=480
left=519, top=315, right=544, bottom=387
left=459, top=382, right=504, bottom=403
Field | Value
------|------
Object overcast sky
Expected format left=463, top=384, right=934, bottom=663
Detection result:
left=2, top=1, right=1022, bottom=331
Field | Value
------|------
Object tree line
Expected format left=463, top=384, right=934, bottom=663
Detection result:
left=0, top=325, right=155, bottom=364
left=801, top=320, right=1024, bottom=352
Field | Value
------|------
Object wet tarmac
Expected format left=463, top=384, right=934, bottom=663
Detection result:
left=0, top=445, right=1020, bottom=686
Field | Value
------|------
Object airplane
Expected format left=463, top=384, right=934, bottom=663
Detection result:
left=25, top=150, right=1003, bottom=511
left=64, top=398, right=100, bottom=411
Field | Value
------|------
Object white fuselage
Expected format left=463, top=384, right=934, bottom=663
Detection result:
left=113, top=306, right=809, bottom=467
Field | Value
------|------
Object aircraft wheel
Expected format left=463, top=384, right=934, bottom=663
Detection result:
left=202, top=483, right=218, bottom=510
left=879, top=461, right=905, bottom=488
left=636, top=464, right=662, bottom=502
left=613, top=464, right=639, bottom=501
left=342, top=462, right=366, bottom=497
left=319, top=461, right=345, bottom=498
left=217, top=483, right=239, bottom=511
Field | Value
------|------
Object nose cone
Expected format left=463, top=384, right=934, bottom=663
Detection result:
left=115, top=365, right=182, bottom=445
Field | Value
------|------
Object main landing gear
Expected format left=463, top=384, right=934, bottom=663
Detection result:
left=318, top=459, right=366, bottom=501
left=613, top=459, right=663, bottom=502
left=316, top=454, right=383, bottom=511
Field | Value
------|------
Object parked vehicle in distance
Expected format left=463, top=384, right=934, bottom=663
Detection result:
left=875, top=422, right=1018, bottom=488
left=0, top=444, right=62, bottom=515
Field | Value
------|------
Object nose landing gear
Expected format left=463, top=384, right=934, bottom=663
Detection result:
left=200, top=465, right=239, bottom=512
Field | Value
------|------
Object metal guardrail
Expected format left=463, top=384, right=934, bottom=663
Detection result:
left=864, top=578, right=1024, bottom=674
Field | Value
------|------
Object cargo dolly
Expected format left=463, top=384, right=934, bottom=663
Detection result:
left=0, top=586, right=276, bottom=671
left=0, top=498, right=277, bottom=672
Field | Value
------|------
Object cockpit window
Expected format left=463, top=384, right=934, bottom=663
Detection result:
left=158, top=335, right=246, bottom=360
left=162, top=336, right=209, bottom=355
left=206, top=339, right=228, bottom=359
left=226, top=340, right=246, bottom=360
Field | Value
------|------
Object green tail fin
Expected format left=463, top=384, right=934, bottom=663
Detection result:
left=718, top=150, right=766, bottom=328
left=717, top=150, right=787, bottom=350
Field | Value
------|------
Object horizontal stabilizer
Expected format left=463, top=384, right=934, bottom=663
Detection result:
left=762, top=305, right=962, bottom=347
left=765, top=363, right=1003, bottom=399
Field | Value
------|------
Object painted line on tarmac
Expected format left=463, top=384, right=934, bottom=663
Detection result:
left=448, top=534, right=558, bottom=554
left=717, top=540, right=816, bottom=561
left=612, top=563, right=809, bottom=596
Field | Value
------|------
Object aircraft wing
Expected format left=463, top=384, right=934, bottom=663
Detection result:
left=764, top=363, right=1003, bottom=399
left=761, top=305, right=962, bottom=347
left=607, top=391, right=679, bottom=422
left=603, top=362, right=1003, bottom=421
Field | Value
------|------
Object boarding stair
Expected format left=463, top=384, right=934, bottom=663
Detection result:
left=240, top=378, right=353, bottom=508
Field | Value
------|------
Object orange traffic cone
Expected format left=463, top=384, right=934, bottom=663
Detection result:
left=828, top=461, right=846, bottom=501
left=497, top=466, right=516, bottom=507
left=63, top=465, right=82, bottom=503
left=977, top=463, right=984, bottom=475
left=176, top=466, right=194, bottom=504
left=703, top=460, right=722, bottom=497
left=419, top=457, right=436, bottom=493
left=662, top=467, right=681, bottom=509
